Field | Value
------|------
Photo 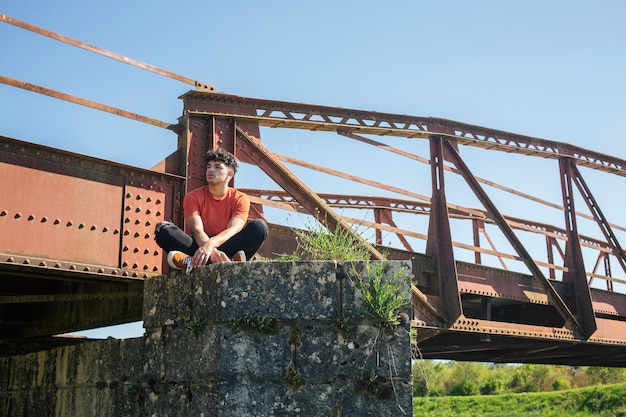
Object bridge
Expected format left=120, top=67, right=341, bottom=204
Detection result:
left=2, top=15, right=626, bottom=366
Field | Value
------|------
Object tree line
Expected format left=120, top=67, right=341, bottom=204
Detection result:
left=412, top=360, right=626, bottom=397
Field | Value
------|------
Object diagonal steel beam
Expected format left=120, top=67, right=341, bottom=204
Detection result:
left=569, top=161, right=626, bottom=275
left=233, top=124, right=385, bottom=260
left=441, top=138, right=587, bottom=337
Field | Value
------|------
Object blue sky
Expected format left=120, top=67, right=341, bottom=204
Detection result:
left=2, top=1, right=626, bottom=339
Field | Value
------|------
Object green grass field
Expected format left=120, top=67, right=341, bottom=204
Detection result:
left=413, top=382, right=626, bottom=416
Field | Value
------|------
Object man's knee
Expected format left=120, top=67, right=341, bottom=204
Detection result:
left=250, top=218, right=269, bottom=239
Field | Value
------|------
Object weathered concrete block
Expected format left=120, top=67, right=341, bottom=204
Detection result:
left=2, top=261, right=413, bottom=416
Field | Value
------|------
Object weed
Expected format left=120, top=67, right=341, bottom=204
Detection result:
left=335, top=316, right=353, bottom=334
left=350, top=262, right=410, bottom=329
left=285, top=363, right=305, bottom=391
left=229, top=314, right=279, bottom=335
left=410, top=327, right=421, bottom=359
left=186, top=315, right=206, bottom=338
left=290, top=215, right=372, bottom=261
left=126, top=384, right=140, bottom=397
left=272, top=252, right=300, bottom=261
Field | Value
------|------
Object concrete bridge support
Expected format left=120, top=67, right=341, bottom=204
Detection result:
left=0, top=261, right=413, bottom=416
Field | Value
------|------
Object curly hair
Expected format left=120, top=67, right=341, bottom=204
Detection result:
left=205, top=149, right=239, bottom=173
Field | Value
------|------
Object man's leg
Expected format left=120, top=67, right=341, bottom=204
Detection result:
left=218, top=219, right=269, bottom=260
left=154, top=221, right=198, bottom=255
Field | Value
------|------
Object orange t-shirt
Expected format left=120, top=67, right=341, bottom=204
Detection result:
left=183, top=187, right=250, bottom=237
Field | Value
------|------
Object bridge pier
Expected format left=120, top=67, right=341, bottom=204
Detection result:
left=0, top=261, right=413, bottom=416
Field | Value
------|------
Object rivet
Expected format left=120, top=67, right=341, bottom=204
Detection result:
left=122, top=246, right=129, bottom=252
left=114, top=229, right=120, bottom=234
left=23, top=259, right=30, bottom=265
left=133, top=248, right=139, bottom=253
left=144, top=233, right=151, bottom=239
left=125, top=205, right=132, bottom=211
left=39, top=261, right=46, bottom=266
left=0, top=210, right=7, bottom=216
left=132, top=263, right=139, bottom=269
left=54, top=219, right=60, bottom=225
left=28, top=215, right=35, bottom=221
left=122, top=261, right=129, bottom=267
left=91, top=225, right=97, bottom=231
left=156, top=211, right=162, bottom=216
left=145, top=220, right=152, bottom=226
left=83, top=267, right=90, bottom=272
left=124, top=218, right=131, bottom=223
left=103, top=227, right=109, bottom=232
left=153, top=251, right=159, bottom=256
left=143, top=265, right=149, bottom=270
left=156, top=199, right=162, bottom=205
left=111, top=270, right=118, bottom=275
left=145, top=209, right=152, bottom=214
left=14, top=212, right=21, bottom=219
left=124, top=231, right=130, bottom=236
left=41, top=217, right=48, bottom=223
left=78, top=223, right=85, bottom=229
left=7, top=257, right=14, bottom=262
left=132, top=272, right=139, bottom=277
left=135, top=220, right=141, bottom=225
left=134, top=232, right=140, bottom=237
left=126, top=193, right=132, bottom=198
left=54, top=263, right=61, bottom=268
left=98, top=268, right=105, bottom=273
left=122, top=271, right=129, bottom=276
left=153, top=266, right=159, bottom=271
left=69, top=265, right=76, bottom=270
left=146, top=197, right=152, bottom=202
left=67, top=221, right=73, bottom=227
left=144, top=249, right=149, bottom=254
left=136, top=194, right=142, bottom=200
left=135, top=207, right=142, bottom=213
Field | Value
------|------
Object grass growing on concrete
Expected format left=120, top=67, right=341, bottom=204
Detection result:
left=350, top=262, right=411, bottom=329
left=279, top=216, right=372, bottom=261
left=186, top=315, right=206, bottom=338
left=229, top=314, right=279, bottom=335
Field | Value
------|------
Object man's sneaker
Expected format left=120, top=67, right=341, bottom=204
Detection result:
left=167, top=251, right=192, bottom=273
left=232, top=250, right=246, bottom=262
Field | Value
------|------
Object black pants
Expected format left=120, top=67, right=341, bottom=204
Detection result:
left=154, top=219, right=268, bottom=261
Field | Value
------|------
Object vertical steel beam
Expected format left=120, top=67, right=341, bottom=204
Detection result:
left=473, top=219, right=483, bottom=265
left=559, top=157, right=597, bottom=336
left=441, top=139, right=588, bottom=337
left=425, top=136, right=462, bottom=322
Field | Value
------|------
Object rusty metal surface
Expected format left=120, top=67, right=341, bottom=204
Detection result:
left=0, top=135, right=181, bottom=278
left=0, top=135, right=183, bottom=341
left=182, top=91, right=626, bottom=178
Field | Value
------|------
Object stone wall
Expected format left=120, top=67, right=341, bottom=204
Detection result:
left=0, top=261, right=413, bottom=416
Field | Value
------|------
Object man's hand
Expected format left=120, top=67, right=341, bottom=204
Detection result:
left=192, top=240, right=216, bottom=267
left=209, top=249, right=232, bottom=264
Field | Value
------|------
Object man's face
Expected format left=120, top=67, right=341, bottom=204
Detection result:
left=205, top=161, right=233, bottom=184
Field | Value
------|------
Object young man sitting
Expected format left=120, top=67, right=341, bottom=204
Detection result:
left=154, top=149, right=268, bottom=273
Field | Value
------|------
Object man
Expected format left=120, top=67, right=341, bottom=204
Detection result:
left=154, top=148, right=268, bottom=273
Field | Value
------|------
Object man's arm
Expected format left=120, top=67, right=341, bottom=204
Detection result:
left=186, top=213, right=214, bottom=267
left=187, top=213, right=246, bottom=266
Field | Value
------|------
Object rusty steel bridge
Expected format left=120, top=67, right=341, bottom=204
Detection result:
left=2, top=15, right=626, bottom=366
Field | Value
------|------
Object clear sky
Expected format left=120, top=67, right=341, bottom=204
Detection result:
left=2, top=1, right=626, bottom=339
